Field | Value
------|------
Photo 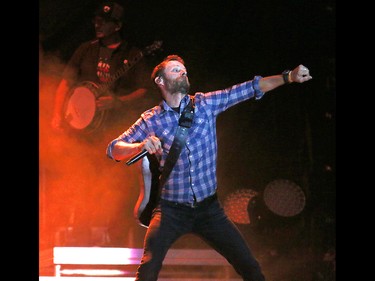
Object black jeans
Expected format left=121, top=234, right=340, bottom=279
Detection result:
left=135, top=194, right=265, bottom=281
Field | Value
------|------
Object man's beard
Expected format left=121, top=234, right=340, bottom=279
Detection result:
left=166, top=76, right=190, bottom=95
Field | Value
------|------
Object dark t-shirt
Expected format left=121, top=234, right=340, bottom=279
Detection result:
left=62, top=39, right=152, bottom=97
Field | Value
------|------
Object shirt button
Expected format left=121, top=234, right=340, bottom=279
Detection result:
left=190, top=169, right=194, bottom=172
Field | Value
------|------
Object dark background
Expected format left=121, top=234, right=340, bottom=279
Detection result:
left=39, top=0, right=335, bottom=279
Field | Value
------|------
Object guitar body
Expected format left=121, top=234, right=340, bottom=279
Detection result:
left=135, top=154, right=161, bottom=228
left=63, top=81, right=108, bottom=135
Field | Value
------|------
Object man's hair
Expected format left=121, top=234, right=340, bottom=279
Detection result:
left=151, top=55, right=185, bottom=83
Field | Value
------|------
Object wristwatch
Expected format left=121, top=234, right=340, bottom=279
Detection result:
left=282, top=70, right=292, bottom=84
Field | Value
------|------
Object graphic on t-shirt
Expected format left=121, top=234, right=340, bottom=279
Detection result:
left=97, top=59, right=111, bottom=82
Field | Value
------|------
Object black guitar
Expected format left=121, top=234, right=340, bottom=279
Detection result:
left=134, top=154, right=161, bottom=228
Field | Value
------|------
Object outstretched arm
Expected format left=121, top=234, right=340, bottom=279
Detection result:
left=259, top=64, right=312, bottom=93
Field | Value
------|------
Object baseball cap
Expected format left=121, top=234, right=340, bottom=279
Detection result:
left=94, top=1, right=124, bottom=22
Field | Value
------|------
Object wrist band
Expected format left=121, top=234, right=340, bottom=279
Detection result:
left=282, top=70, right=291, bottom=84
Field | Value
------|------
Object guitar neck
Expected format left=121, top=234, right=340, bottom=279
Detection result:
left=100, top=51, right=144, bottom=93
left=98, top=40, right=162, bottom=95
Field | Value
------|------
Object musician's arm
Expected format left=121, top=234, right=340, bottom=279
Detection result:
left=108, top=139, right=143, bottom=161
left=50, top=46, right=82, bottom=130
left=117, top=88, right=147, bottom=103
left=107, top=135, right=162, bottom=162
left=97, top=86, right=149, bottom=110
left=51, top=78, right=70, bottom=129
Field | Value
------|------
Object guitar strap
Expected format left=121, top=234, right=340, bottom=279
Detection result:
left=136, top=96, right=195, bottom=227
left=158, top=95, right=195, bottom=190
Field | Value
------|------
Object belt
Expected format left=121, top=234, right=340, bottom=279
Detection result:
left=161, top=193, right=217, bottom=209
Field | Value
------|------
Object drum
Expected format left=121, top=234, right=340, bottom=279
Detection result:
left=63, top=81, right=108, bottom=135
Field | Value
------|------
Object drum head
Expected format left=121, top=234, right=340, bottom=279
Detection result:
left=65, top=86, right=97, bottom=130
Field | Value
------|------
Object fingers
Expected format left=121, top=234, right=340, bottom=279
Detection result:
left=143, top=136, right=163, bottom=154
left=96, top=96, right=116, bottom=110
left=51, top=116, right=64, bottom=131
left=294, top=64, right=313, bottom=83
left=300, top=75, right=313, bottom=82
left=299, top=65, right=309, bottom=75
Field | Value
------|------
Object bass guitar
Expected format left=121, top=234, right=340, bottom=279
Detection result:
left=62, top=40, right=163, bottom=135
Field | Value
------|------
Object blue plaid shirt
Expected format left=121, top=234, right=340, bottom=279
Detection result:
left=107, top=76, right=264, bottom=204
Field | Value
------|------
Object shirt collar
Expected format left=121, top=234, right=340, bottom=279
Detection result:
left=160, top=95, right=190, bottom=113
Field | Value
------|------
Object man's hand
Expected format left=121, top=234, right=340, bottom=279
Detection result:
left=96, top=96, right=121, bottom=110
left=290, top=65, right=312, bottom=83
left=51, top=114, right=64, bottom=132
left=141, top=136, right=163, bottom=155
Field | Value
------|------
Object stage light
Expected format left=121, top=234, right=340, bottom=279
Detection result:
left=223, top=189, right=259, bottom=224
left=263, top=179, right=306, bottom=217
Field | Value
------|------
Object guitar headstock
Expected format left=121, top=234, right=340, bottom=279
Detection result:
left=143, top=40, right=163, bottom=56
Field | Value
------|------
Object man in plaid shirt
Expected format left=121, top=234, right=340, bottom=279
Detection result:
left=106, top=54, right=312, bottom=281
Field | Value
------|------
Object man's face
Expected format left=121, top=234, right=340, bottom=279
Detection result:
left=92, top=16, right=119, bottom=39
left=163, top=61, right=190, bottom=95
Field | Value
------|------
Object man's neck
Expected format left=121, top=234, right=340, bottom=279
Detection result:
left=100, top=33, right=122, bottom=48
left=165, top=93, right=186, bottom=108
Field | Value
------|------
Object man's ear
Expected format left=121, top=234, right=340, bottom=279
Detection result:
left=154, top=76, right=163, bottom=85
